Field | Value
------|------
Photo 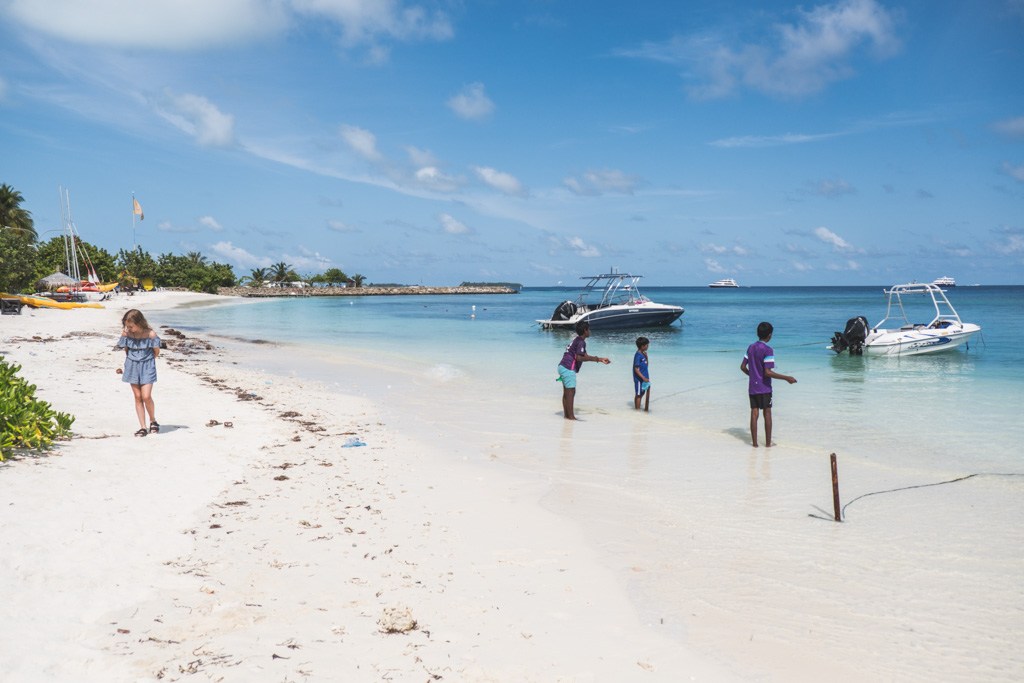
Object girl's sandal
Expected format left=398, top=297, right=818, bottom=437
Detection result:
left=134, top=428, right=149, bottom=437
left=149, top=421, right=160, bottom=434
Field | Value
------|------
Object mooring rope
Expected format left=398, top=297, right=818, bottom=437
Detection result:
left=840, top=472, right=1024, bottom=517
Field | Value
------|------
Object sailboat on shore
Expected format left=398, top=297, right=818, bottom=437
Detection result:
left=47, top=187, right=117, bottom=302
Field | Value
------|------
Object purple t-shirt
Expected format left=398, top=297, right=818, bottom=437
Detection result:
left=744, top=340, right=775, bottom=395
left=560, top=336, right=587, bottom=372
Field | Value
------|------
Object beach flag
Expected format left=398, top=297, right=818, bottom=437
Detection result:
left=133, top=197, right=144, bottom=221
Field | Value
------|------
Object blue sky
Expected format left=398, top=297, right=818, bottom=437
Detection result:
left=1, top=0, right=1022, bottom=286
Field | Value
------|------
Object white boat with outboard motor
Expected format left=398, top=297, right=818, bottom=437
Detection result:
left=829, top=282, right=980, bottom=356
left=537, top=271, right=684, bottom=330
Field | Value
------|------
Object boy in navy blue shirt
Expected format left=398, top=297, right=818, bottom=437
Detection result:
left=633, top=336, right=650, bottom=411
left=740, top=322, right=797, bottom=447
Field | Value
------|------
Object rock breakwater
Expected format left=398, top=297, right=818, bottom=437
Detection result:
left=216, top=285, right=517, bottom=298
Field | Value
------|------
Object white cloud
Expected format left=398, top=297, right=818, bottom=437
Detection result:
left=2, top=0, right=451, bottom=54
left=992, top=116, right=1024, bottom=138
left=1001, top=162, right=1024, bottom=183
left=568, top=236, right=600, bottom=257
left=0, top=76, right=7, bottom=102
left=473, top=166, right=525, bottom=196
left=199, top=216, right=222, bottom=231
left=3, top=0, right=287, bottom=49
left=620, top=0, right=900, bottom=99
left=283, top=248, right=331, bottom=271
left=438, top=213, right=470, bottom=234
left=327, top=219, right=360, bottom=233
left=159, top=92, right=235, bottom=147
left=711, top=131, right=842, bottom=148
left=704, top=257, right=726, bottom=274
left=414, top=166, right=460, bottom=192
left=291, top=0, right=453, bottom=49
left=447, top=82, right=495, bottom=121
left=814, top=226, right=855, bottom=251
left=701, top=242, right=748, bottom=256
left=209, top=240, right=272, bottom=268
left=405, top=146, right=437, bottom=167
left=993, top=231, right=1024, bottom=255
left=563, top=169, right=639, bottom=195
left=340, top=124, right=382, bottom=161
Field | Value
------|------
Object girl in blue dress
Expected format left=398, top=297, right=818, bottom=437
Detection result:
left=116, top=309, right=161, bottom=436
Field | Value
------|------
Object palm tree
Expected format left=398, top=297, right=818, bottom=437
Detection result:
left=0, top=184, right=36, bottom=241
left=185, top=251, right=208, bottom=266
left=244, top=267, right=269, bottom=287
left=350, top=273, right=366, bottom=288
left=271, top=261, right=292, bottom=284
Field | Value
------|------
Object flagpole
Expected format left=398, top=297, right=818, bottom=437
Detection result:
left=131, top=192, right=136, bottom=248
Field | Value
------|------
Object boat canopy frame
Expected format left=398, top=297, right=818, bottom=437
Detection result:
left=573, top=272, right=650, bottom=309
left=875, top=283, right=964, bottom=330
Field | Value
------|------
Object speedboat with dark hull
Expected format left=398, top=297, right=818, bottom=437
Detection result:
left=537, top=271, right=683, bottom=330
left=829, top=283, right=980, bottom=356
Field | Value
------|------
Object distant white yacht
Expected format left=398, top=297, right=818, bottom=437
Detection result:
left=708, top=278, right=739, bottom=288
left=931, top=276, right=956, bottom=288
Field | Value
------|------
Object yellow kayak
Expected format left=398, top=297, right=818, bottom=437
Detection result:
left=0, top=292, right=104, bottom=310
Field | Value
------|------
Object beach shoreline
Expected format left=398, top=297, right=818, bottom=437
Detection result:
left=163, top=290, right=1024, bottom=682
left=0, top=291, right=729, bottom=681
left=2, top=290, right=1022, bottom=681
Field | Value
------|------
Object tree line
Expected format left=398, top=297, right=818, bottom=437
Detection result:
left=0, top=184, right=365, bottom=294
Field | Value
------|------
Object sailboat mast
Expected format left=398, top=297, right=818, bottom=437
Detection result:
left=58, top=186, right=71, bottom=277
left=57, top=186, right=81, bottom=282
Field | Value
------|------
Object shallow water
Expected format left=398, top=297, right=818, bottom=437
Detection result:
left=163, top=285, right=1024, bottom=472
left=161, top=285, right=1024, bottom=679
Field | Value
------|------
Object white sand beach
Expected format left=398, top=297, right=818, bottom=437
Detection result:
left=0, top=292, right=727, bottom=682
left=1, top=291, right=1022, bottom=682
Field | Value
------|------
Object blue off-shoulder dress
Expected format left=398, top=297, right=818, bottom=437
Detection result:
left=117, top=334, right=161, bottom=385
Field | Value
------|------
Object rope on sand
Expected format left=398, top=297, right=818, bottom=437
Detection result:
left=832, top=472, right=1024, bottom=519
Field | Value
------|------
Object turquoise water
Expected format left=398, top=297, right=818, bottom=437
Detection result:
left=162, top=285, right=1024, bottom=473
left=160, top=286, right=1024, bottom=678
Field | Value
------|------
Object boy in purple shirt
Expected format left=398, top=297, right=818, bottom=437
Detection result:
left=557, top=320, right=610, bottom=420
left=740, top=321, right=797, bottom=447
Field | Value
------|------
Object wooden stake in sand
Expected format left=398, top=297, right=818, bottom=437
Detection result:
left=830, top=452, right=842, bottom=522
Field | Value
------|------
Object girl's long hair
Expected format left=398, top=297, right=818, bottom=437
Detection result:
left=122, top=309, right=152, bottom=333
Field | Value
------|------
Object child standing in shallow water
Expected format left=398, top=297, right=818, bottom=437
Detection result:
left=740, top=321, right=796, bottom=447
left=557, top=320, right=610, bottom=420
left=633, top=336, right=650, bottom=411
left=116, top=309, right=161, bottom=437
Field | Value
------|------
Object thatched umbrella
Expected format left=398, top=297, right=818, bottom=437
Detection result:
left=36, top=272, right=79, bottom=290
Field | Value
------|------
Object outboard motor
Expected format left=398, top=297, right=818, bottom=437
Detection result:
left=551, top=300, right=578, bottom=322
left=831, top=316, right=869, bottom=355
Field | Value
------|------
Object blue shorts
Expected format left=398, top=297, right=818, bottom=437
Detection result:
left=557, top=365, right=577, bottom=389
left=634, top=379, right=650, bottom=396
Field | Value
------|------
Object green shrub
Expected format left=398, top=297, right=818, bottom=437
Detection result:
left=0, top=356, right=75, bottom=460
